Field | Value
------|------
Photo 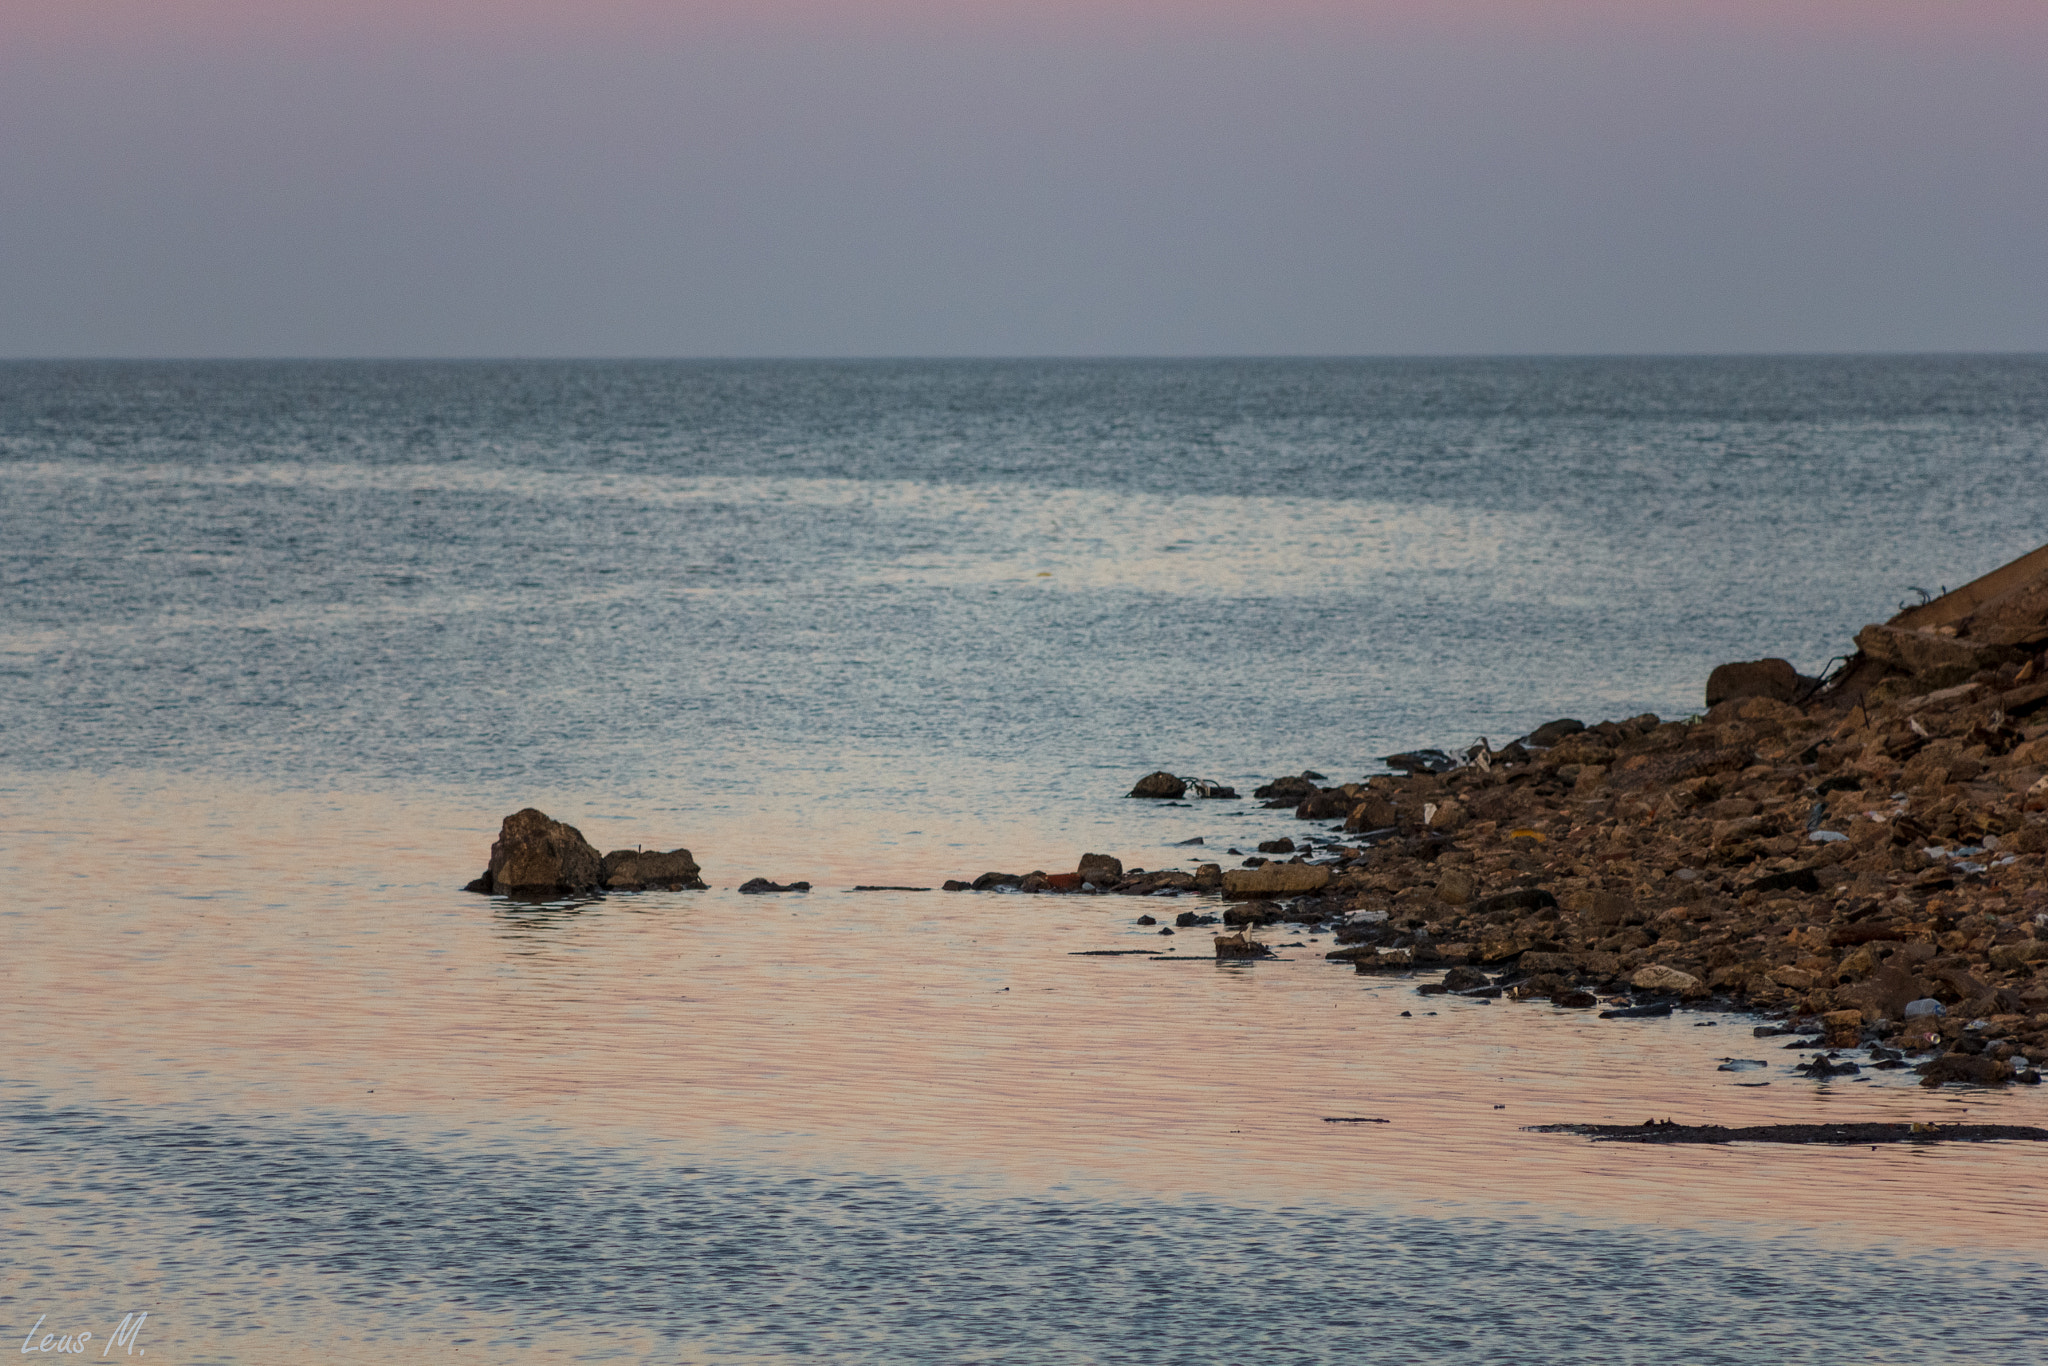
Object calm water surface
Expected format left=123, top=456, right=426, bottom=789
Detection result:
left=4, top=360, right=2046, bottom=1362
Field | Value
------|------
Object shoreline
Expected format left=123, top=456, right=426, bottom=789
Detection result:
left=937, top=550, right=2048, bottom=1092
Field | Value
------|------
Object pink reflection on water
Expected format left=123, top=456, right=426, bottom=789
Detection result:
left=6, top=771, right=2045, bottom=1255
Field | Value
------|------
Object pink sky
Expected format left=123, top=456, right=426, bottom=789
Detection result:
left=10, top=0, right=2046, bottom=47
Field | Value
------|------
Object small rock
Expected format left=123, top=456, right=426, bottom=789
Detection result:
left=1820, top=1008, right=1864, bottom=1049
left=1600, top=1002, right=1674, bottom=1019
left=1525, top=718, right=1585, bottom=747
left=1918, top=1053, right=2014, bottom=1088
left=1383, top=749, right=1455, bottom=775
left=1136, top=914, right=1157, bottom=926
left=1256, top=837, right=1296, bottom=854
left=1221, top=863, right=1333, bottom=898
left=1214, top=930, right=1272, bottom=960
left=1077, top=853, right=1123, bottom=884
left=1129, top=772, right=1187, bottom=799
left=1796, top=1056, right=1861, bottom=1078
left=1552, top=990, right=1599, bottom=1009
left=1705, top=658, right=1802, bottom=708
left=1630, top=964, right=1706, bottom=997
left=737, top=878, right=810, bottom=894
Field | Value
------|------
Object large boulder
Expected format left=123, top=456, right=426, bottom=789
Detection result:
left=481, top=808, right=603, bottom=897
left=1222, top=862, right=1332, bottom=899
left=1704, top=658, right=1801, bottom=708
left=1854, top=624, right=2020, bottom=685
left=1129, top=771, right=1187, bottom=799
left=600, top=848, right=705, bottom=891
left=1077, top=852, right=1124, bottom=885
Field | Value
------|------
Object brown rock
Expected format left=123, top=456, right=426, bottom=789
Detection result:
left=1839, top=965, right=1928, bottom=1021
left=1346, top=795, right=1397, bottom=831
left=1129, top=772, right=1187, bottom=799
left=1821, top=1007, right=1865, bottom=1048
left=1221, top=862, right=1332, bottom=898
left=599, top=847, right=704, bottom=891
left=485, top=808, right=604, bottom=897
left=1918, top=1053, right=2015, bottom=1088
left=1631, top=964, right=1707, bottom=996
left=1705, top=658, right=1801, bottom=708
left=1990, top=941, right=2048, bottom=971
left=1857, top=624, right=2021, bottom=685
left=1078, top=852, right=1124, bottom=885
left=1214, top=930, right=1271, bottom=960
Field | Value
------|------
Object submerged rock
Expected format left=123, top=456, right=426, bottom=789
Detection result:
left=737, top=878, right=811, bottom=894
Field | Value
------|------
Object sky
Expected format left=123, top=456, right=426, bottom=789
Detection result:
left=2, top=0, right=2044, bottom=358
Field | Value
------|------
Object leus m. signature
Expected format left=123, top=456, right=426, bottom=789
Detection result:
left=16, top=1313, right=147, bottom=1357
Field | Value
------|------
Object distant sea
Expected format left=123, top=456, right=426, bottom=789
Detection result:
left=4, top=358, right=2046, bottom=1364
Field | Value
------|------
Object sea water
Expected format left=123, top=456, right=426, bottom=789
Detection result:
left=3, top=358, right=2046, bottom=1363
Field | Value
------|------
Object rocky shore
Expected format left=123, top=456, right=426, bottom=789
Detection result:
left=946, top=544, right=2048, bottom=1089
left=463, top=546, right=2048, bottom=1092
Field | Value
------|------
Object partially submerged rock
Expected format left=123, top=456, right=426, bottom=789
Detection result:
left=471, top=808, right=604, bottom=898
left=1077, top=852, right=1124, bottom=885
left=1532, top=1120, right=2048, bottom=1145
left=737, top=878, right=811, bottom=894
left=600, top=848, right=705, bottom=891
left=466, top=809, right=706, bottom=897
left=1214, top=930, right=1272, bottom=960
left=1129, top=771, right=1187, bottom=799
